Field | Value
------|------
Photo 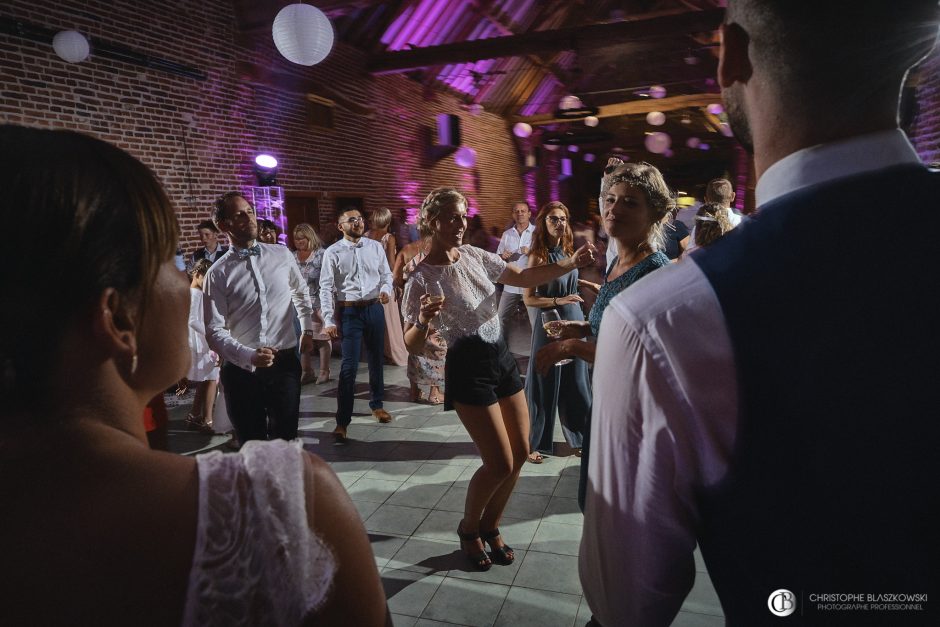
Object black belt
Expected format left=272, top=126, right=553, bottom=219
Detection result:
left=337, top=298, right=379, bottom=307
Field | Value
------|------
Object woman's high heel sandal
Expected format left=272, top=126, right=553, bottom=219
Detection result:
left=316, top=369, right=331, bottom=384
left=480, top=528, right=514, bottom=565
left=457, top=522, right=492, bottom=571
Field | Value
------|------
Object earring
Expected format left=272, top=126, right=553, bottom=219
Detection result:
left=130, top=354, right=138, bottom=375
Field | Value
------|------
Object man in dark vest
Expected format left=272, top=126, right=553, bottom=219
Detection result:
left=580, top=2, right=939, bottom=626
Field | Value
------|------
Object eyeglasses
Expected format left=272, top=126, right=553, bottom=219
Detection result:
left=342, top=217, right=364, bottom=225
left=546, top=216, right=568, bottom=224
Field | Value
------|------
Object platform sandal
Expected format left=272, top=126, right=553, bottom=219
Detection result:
left=457, top=522, right=492, bottom=571
left=480, top=528, right=514, bottom=565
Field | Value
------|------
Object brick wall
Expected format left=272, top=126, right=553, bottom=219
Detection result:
left=909, top=47, right=940, bottom=165
left=0, top=0, right=525, bottom=255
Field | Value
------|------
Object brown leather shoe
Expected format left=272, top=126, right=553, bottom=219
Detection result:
left=372, top=408, right=392, bottom=423
left=332, top=426, right=348, bottom=445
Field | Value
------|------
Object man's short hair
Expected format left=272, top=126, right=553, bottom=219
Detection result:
left=213, top=192, right=250, bottom=225
left=197, top=220, right=218, bottom=233
left=727, top=1, right=939, bottom=105
left=705, top=179, right=735, bottom=207
left=512, top=201, right=530, bottom=212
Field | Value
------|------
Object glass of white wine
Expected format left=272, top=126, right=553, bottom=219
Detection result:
left=541, top=309, right=572, bottom=366
left=426, top=281, right=446, bottom=331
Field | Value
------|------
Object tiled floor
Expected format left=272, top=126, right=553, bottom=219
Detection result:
left=166, top=317, right=725, bottom=626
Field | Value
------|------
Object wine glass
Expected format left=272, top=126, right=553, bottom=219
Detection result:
left=541, top=309, right=572, bottom=366
left=425, top=281, right=446, bottom=331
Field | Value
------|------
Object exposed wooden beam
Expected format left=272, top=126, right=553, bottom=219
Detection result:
left=368, top=8, right=723, bottom=74
left=516, top=93, right=722, bottom=125
left=236, top=61, right=375, bottom=117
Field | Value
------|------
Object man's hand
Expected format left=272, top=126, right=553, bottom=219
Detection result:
left=500, top=250, right=514, bottom=260
left=379, top=292, right=390, bottom=304
left=535, top=341, right=569, bottom=375
left=325, top=325, right=339, bottom=339
left=251, top=347, right=277, bottom=368
left=519, top=246, right=530, bottom=255
left=300, top=334, right=314, bottom=354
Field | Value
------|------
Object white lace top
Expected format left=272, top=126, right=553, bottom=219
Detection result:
left=181, top=440, right=336, bottom=627
left=402, top=245, right=507, bottom=345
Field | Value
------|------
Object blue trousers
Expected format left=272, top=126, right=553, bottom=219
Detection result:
left=337, top=303, right=385, bottom=427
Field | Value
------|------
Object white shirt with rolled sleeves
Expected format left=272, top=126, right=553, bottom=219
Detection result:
left=318, top=237, right=393, bottom=328
left=495, top=223, right=534, bottom=295
left=203, top=243, right=314, bottom=373
left=579, top=129, right=922, bottom=626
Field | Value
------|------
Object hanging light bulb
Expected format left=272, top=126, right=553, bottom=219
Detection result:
left=646, top=111, right=666, bottom=126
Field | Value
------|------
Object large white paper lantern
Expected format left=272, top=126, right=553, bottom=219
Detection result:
left=649, top=85, right=667, bottom=99
left=455, top=146, right=477, bottom=168
left=513, top=122, right=532, bottom=138
left=646, top=111, right=666, bottom=126
left=273, top=3, right=335, bottom=66
left=559, top=95, right=582, bottom=110
left=53, top=30, right=90, bottom=63
left=645, top=132, right=671, bottom=154
left=584, top=115, right=599, bottom=127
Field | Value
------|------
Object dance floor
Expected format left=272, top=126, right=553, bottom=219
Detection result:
left=165, top=319, right=724, bottom=626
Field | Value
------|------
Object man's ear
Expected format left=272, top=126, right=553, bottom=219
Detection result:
left=93, top=288, right=138, bottom=368
left=718, top=22, right=753, bottom=89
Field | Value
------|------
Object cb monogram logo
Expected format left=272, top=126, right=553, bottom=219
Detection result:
left=768, top=589, right=796, bottom=617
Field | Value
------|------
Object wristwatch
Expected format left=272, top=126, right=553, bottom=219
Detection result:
left=302, top=329, right=314, bottom=336
left=414, top=319, right=429, bottom=331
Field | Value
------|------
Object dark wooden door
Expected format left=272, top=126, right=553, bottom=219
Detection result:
left=284, top=194, right=320, bottom=249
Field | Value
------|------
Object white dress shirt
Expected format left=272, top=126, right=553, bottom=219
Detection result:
left=496, top=223, right=534, bottom=294
left=203, top=243, right=313, bottom=372
left=319, top=237, right=393, bottom=327
left=579, top=128, right=922, bottom=626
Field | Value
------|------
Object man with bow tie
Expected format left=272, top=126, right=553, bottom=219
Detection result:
left=320, top=207, right=394, bottom=443
left=204, top=191, right=315, bottom=444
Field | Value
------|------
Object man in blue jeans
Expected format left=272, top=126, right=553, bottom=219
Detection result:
left=320, top=207, right=394, bottom=443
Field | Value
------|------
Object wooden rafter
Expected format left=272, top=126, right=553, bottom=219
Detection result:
left=516, top=93, right=722, bottom=125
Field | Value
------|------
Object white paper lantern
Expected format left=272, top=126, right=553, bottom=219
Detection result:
left=644, top=132, right=671, bottom=154
left=272, top=3, right=335, bottom=66
left=650, top=85, right=667, bottom=99
left=646, top=111, right=666, bottom=126
left=584, top=115, right=599, bottom=127
left=686, top=137, right=701, bottom=149
left=706, top=103, right=724, bottom=115
left=559, top=95, right=582, bottom=110
left=455, top=146, right=477, bottom=168
left=53, top=30, right=90, bottom=63
left=513, top=122, right=532, bottom=138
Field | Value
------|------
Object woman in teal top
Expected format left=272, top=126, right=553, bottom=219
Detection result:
left=534, top=162, right=675, bottom=509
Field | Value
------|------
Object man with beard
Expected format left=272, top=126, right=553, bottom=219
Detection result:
left=204, top=192, right=315, bottom=443
left=579, top=2, right=940, bottom=626
left=320, top=208, right=394, bottom=443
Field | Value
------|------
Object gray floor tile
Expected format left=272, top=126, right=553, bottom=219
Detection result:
left=413, top=509, right=464, bottom=541
left=364, top=460, right=424, bottom=482
left=421, top=577, right=510, bottom=627
left=528, top=521, right=583, bottom=556
left=520, top=454, right=568, bottom=475
left=387, top=536, right=458, bottom=575
left=513, top=473, right=561, bottom=496
left=387, top=442, right=445, bottom=462
left=414, top=619, right=466, bottom=627
left=370, top=532, right=410, bottom=568
left=680, top=571, right=723, bottom=616
left=494, top=587, right=580, bottom=627
left=576, top=596, right=593, bottom=627
left=434, top=485, right=469, bottom=513
left=388, top=481, right=450, bottom=509
left=447, top=548, right=527, bottom=587
left=348, top=476, right=406, bottom=503
left=502, top=491, right=551, bottom=520
left=553, top=475, right=580, bottom=499
left=353, top=499, right=382, bottom=521
left=408, top=462, right=466, bottom=485
left=391, top=613, right=419, bottom=627
left=383, top=569, right=445, bottom=618
left=366, top=503, right=432, bottom=536
left=513, top=551, right=583, bottom=595
left=542, top=496, right=583, bottom=526
left=495, top=516, right=541, bottom=551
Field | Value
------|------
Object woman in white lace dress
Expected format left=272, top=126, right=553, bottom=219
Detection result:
left=292, top=222, right=332, bottom=385
left=402, top=187, right=595, bottom=571
left=0, top=125, right=388, bottom=627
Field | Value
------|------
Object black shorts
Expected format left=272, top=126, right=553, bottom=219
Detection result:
left=444, top=335, right=524, bottom=410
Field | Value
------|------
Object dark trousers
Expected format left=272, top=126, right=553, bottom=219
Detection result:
left=337, top=303, right=385, bottom=427
left=220, top=348, right=301, bottom=442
